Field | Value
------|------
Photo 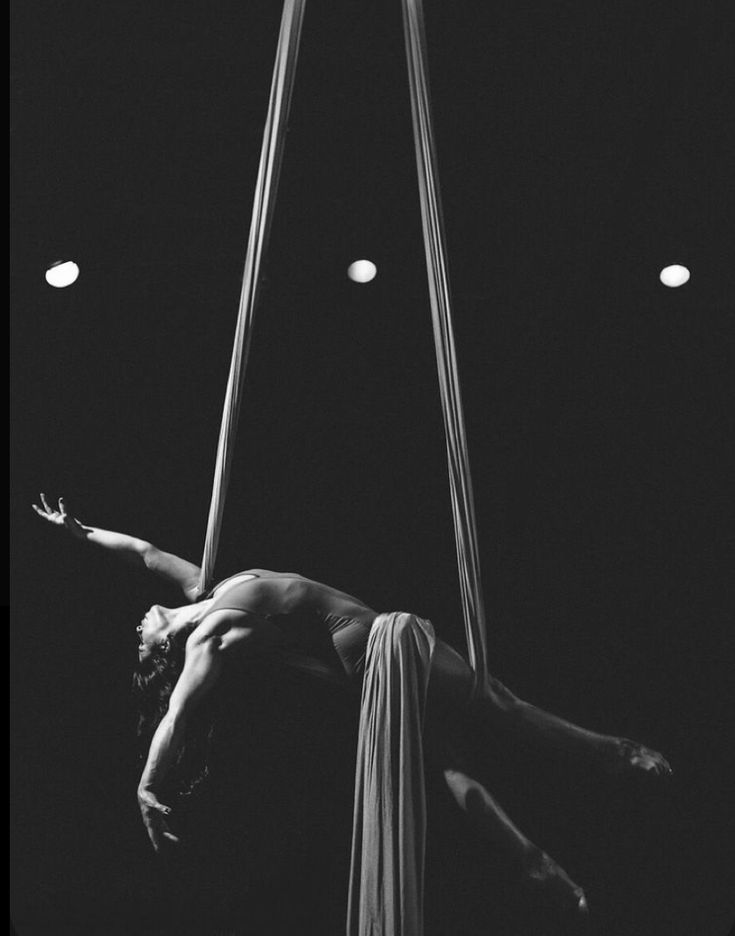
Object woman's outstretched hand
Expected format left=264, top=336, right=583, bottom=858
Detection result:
left=32, top=493, right=90, bottom=540
left=137, top=788, right=180, bottom=853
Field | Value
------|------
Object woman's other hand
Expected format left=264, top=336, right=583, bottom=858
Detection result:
left=32, top=493, right=90, bottom=540
left=137, top=788, right=180, bottom=853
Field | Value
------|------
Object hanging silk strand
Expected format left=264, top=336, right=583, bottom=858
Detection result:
left=401, top=0, right=489, bottom=692
left=199, top=0, right=306, bottom=594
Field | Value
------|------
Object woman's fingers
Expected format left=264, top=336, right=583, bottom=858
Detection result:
left=33, top=494, right=85, bottom=532
left=32, top=499, right=59, bottom=522
left=149, top=827, right=165, bottom=852
left=32, top=493, right=70, bottom=525
left=145, top=811, right=180, bottom=851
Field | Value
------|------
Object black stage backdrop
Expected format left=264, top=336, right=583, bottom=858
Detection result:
left=10, top=1, right=734, bottom=934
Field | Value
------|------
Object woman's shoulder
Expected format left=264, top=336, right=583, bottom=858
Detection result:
left=221, top=568, right=311, bottom=580
left=209, top=569, right=293, bottom=594
left=205, top=571, right=307, bottom=615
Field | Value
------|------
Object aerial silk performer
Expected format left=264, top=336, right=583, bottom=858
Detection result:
left=31, top=0, right=672, bottom=933
left=33, top=494, right=672, bottom=929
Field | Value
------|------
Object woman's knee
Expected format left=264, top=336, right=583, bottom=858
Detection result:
left=479, top=674, right=521, bottom=715
left=429, top=641, right=475, bottom=707
left=442, top=766, right=471, bottom=796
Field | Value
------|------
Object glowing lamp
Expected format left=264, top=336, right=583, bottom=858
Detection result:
left=659, top=264, right=690, bottom=288
left=347, top=259, right=377, bottom=283
left=45, top=260, right=80, bottom=288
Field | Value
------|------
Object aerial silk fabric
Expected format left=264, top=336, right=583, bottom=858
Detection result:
left=199, top=0, right=306, bottom=594
left=347, top=613, right=436, bottom=936
left=201, top=0, right=489, bottom=689
left=401, top=0, right=490, bottom=693
left=198, top=2, right=491, bottom=933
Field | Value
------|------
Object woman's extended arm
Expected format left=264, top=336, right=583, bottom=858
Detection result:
left=137, top=630, right=226, bottom=852
left=32, top=493, right=202, bottom=602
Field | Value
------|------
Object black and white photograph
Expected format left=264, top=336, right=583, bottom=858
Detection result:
left=10, top=1, right=735, bottom=934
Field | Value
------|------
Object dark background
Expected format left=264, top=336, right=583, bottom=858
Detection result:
left=10, top=0, right=734, bottom=933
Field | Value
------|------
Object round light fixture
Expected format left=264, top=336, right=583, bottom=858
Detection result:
left=659, top=264, right=690, bottom=288
left=347, top=259, right=377, bottom=283
left=45, top=260, right=80, bottom=288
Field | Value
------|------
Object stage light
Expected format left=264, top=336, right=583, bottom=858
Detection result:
left=659, top=264, right=690, bottom=288
left=45, top=261, right=80, bottom=288
left=347, top=259, right=377, bottom=283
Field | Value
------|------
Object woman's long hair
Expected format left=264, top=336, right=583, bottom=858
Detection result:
left=131, top=625, right=215, bottom=798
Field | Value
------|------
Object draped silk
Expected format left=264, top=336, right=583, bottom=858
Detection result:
left=347, top=613, right=436, bottom=936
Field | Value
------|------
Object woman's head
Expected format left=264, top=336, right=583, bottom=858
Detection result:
left=131, top=622, right=212, bottom=796
left=136, top=606, right=170, bottom=661
left=136, top=601, right=212, bottom=661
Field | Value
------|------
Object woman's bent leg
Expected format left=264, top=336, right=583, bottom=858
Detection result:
left=440, top=762, right=589, bottom=917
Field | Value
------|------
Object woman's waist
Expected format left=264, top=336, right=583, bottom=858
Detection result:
left=323, top=608, right=375, bottom=633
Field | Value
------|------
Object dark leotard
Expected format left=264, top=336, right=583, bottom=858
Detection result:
left=202, top=572, right=377, bottom=685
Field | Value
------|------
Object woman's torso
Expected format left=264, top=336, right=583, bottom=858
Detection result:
left=202, top=570, right=377, bottom=682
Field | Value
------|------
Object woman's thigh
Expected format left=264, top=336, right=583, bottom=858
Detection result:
left=427, top=638, right=474, bottom=709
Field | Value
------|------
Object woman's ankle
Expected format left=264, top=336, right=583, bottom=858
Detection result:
left=522, top=848, right=589, bottom=915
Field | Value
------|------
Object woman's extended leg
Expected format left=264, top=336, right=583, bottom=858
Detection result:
left=438, top=759, right=589, bottom=918
left=429, top=639, right=672, bottom=776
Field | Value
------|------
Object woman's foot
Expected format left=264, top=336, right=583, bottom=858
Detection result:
left=600, top=737, right=673, bottom=778
left=522, top=847, right=589, bottom=919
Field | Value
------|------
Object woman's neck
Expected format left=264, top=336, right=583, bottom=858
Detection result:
left=168, top=600, right=215, bottom=638
left=166, top=574, right=257, bottom=639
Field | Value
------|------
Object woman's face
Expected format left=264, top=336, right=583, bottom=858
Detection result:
left=136, top=605, right=174, bottom=660
left=136, top=602, right=206, bottom=659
